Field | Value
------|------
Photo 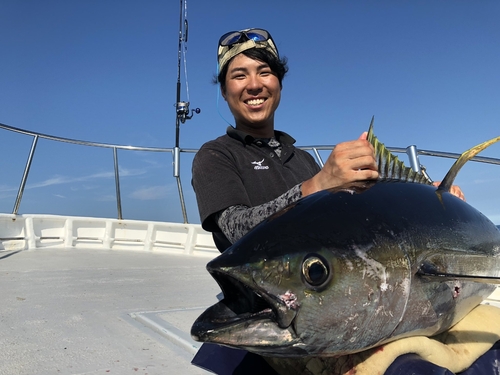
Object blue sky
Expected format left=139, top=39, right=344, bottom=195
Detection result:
left=1, top=1, right=499, bottom=224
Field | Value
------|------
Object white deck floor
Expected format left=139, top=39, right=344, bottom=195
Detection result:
left=1, top=247, right=220, bottom=375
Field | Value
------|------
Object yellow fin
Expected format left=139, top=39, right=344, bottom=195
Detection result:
left=367, top=117, right=432, bottom=185
left=439, top=135, right=500, bottom=192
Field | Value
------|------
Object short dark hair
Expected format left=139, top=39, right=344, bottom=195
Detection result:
left=215, top=48, right=289, bottom=92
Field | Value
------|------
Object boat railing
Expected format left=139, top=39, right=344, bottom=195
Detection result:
left=1, top=121, right=500, bottom=224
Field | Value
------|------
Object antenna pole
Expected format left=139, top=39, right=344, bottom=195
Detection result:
left=172, top=0, right=200, bottom=224
left=175, top=0, right=182, bottom=150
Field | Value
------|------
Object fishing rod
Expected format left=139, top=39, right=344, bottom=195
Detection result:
left=173, top=0, right=200, bottom=224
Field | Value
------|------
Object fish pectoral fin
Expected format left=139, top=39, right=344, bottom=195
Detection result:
left=417, top=256, right=500, bottom=285
left=418, top=271, right=500, bottom=285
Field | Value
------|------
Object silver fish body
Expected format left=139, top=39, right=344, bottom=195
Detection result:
left=191, top=180, right=500, bottom=357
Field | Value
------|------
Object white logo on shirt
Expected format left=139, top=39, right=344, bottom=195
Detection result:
left=251, top=159, right=269, bottom=170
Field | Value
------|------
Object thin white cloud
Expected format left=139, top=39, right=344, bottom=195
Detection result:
left=129, top=185, right=173, bottom=200
left=0, top=184, right=17, bottom=193
left=96, top=194, right=117, bottom=202
left=25, top=168, right=146, bottom=189
left=29, top=176, right=71, bottom=188
left=471, top=178, right=500, bottom=185
left=139, top=158, right=164, bottom=168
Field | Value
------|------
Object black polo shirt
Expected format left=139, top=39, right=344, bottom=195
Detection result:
left=191, top=126, right=320, bottom=238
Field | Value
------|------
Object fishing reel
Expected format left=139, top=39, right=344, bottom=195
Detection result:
left=176, top=101, right=201, bottom=123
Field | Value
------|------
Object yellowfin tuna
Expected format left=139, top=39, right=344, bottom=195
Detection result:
left=191, top=120, right=500, bottom=357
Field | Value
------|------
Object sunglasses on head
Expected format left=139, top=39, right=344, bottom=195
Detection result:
left=217, top=28, right=279, bottom=72
left=219, top=28, right=273, bottom=47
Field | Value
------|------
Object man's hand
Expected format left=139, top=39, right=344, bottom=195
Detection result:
left=433, top=181, right=466, bottom=201
left=302, top=132, right=378, bottom=197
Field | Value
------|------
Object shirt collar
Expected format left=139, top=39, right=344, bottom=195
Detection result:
left=226, top=126, right=296, bottom=146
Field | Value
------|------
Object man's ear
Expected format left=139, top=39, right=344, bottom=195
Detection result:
left=221, top=87, right=227, bottom=101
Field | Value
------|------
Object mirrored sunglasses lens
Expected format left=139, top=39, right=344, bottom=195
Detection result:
left=245, top=31, right=268, bottom=42
left=220, top=32, right=243, bottom=46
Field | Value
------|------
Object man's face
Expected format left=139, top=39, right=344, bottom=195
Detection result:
left=222, top=53, right=281, bottom=135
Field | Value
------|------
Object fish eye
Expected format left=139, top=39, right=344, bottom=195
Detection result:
left=302, top=254, right=329, bottom=287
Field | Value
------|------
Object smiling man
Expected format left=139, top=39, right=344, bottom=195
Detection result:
left=192, top=28, right=378, bottom=253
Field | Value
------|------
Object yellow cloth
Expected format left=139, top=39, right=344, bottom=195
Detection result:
left=265, top=304, right=500, bottom=375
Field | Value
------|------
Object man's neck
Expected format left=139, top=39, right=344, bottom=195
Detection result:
left=235, top=123, right=274, bottom=139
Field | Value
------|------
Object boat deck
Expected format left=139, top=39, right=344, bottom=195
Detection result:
left=4, top=248, right=500, bottom=375
left=1, top=247, right=219, bottom=375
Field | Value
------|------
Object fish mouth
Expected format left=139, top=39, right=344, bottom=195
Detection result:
left=191, top=269, right=299, bottom=344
